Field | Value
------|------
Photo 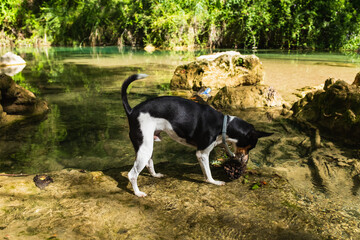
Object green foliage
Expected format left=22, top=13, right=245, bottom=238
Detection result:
left=12, top=73, right=40, bottom=94
left=1, top=0, right=360, bottom=50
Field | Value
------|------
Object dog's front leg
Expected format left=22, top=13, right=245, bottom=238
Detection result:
left=196, top=149, right=225, bottom=186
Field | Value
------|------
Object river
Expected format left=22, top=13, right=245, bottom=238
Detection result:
left=1, top=47, right=360, bottom=237
left=0, top=47, right=359, bottom=173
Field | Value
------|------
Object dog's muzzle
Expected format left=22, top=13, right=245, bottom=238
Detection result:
left=235, top=145, right=251, bottom=164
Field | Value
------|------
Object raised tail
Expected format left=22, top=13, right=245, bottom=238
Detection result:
left=121, top=74, right=148, bottom=115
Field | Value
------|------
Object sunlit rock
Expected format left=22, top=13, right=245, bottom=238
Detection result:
left=292, top=78, right=360, bottom=146
left=0, top=74, right=49, bottom=128
left=144, top=44, right=156, bottom=53
left=170, top=51, right=283, bottom=109
left=0, top=52, right=26, bottom=66
left=170, top=51, right=264, bottom=90
left=212, top=85, right=284, bottom=109
left=0, top=52, right=26, bottom=76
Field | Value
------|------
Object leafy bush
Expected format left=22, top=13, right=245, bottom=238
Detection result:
left=1, top=0, right=360, bottom=50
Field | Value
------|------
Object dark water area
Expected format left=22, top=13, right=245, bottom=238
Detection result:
left=0, top=47, right=359, bottom=176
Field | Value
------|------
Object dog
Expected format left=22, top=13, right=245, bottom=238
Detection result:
left=122, top=74, right=273, bottom=197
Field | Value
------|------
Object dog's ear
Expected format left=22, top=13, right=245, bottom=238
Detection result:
left=255, top=130, right=273, bottom=138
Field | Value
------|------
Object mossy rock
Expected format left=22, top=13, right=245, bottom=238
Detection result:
left=212, top=85, right=284, bottom=109
left=170, top=51, right=264, bottom=91
left=0, top=74, right=49, bottom=128
left=292, top=78, right=360, bottom=146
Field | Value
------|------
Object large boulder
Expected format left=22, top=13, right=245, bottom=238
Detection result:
left=292, top=78, right=360, bottom=146
left=212, top=85, right=284, bottom=109
left=0, top=74, right=49, bottom=128
left=170, top=51, right=264, bottom=90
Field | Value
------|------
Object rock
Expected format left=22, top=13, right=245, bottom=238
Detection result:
left=0, top=52, right=26, bottom=76
left=294, top=84, right=325, bottom=99
left=170, top=51, right=264, bottom=91
left=212, top=85, right=284, bottom=109
left=0, top=74, right=49, bottom=128
left=352, top=72, right=360, bottom=86
left=292, top=78, right=360, bottom=146
left=0, top=65, right=26, bottom=77
left=170, top=51, right=284, bottom=109
left=144, top=44, right=156, bottom=53
left=0, top=52, right=26, bottom=66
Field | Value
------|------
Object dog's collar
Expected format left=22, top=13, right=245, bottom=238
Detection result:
left=222, top=115, right=236, bottom=158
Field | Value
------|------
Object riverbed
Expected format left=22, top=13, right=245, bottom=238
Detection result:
left=1, top=47, right=360, bottom=239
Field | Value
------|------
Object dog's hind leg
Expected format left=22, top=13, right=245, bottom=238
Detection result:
left=146, top=158, right=164, bottom=178
left=128, top=133, right=155, bottom=197
left=128, top=114, right=160, bottom=197
left=128, top=155, right=148, bottom=197
left=196, top=145, right=225, bottom=186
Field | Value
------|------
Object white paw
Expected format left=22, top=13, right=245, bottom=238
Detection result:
left=135, top=191, right=147, bottom=197
left=207, top=180, right=226, bottom=186
left=153, top=173, right=165, bottom=178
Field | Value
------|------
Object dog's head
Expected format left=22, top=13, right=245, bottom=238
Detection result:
left=227, top=117, right=273, bottom=164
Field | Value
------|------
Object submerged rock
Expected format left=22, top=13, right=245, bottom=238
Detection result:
left=292, top=78, right=360, bottom=146
left=0, top=74, right=49, bottom=128
left=170, top=51, right=264, bottom=90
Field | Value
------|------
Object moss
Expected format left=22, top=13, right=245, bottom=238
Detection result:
left=235, top=57, right=244, bottom=67
left=282, top=200, right=302, bottom=212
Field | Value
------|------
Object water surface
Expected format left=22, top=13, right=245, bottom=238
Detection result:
left=0, top=47, right=359, bottom=174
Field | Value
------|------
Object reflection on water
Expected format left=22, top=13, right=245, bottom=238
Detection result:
left=0, top=47, right=359, bottom=174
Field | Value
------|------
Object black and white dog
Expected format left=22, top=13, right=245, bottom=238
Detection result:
left=122, top=74, right=272, bottom=197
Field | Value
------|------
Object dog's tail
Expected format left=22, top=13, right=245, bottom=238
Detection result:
left=121, top=74, right=148, bottom=115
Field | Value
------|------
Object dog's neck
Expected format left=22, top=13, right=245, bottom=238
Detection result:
left=222, top=115, right=235, bottom=158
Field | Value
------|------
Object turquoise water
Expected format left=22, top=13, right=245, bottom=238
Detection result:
left=0, top=47, right=359, bottom=174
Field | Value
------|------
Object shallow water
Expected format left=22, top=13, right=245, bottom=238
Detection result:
left=0, top=47, right=359, bottom=175
left=259, top=51, right=360, bottom=102
left=1, top=47, right=360, bottom=239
